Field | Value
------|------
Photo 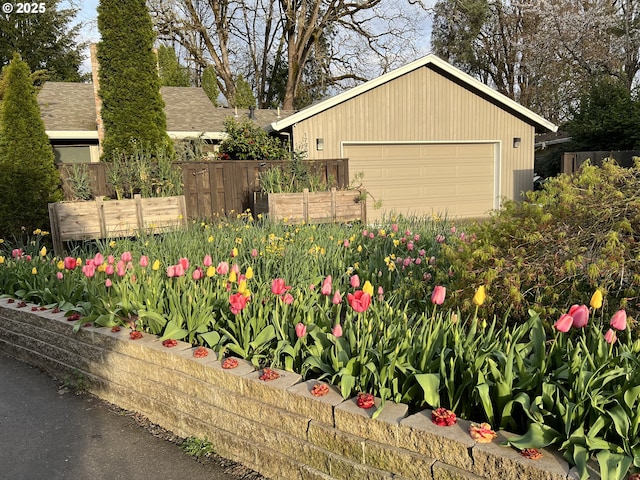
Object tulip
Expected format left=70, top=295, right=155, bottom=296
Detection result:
left=332, top=290, right=342, bottom=305
left=610, top=309, right=627, bottom=331
left=554, top=313, right=573, bottom=332
left=229, top=292, right=248, bottom=315
left=192, top=267, right=203, bottom=281
left=56, top=272, right=63, bottom=280
left=12, top=248, right=22, bottom=258
left=151, top=259, right=160, bottom=271
left=251, top=248, right=258, bottom=257
left=377, top=286, right=384, bottom=301
left=39, top=246, right=47, bottom=257
left=206, top=266, right=215, bottom=277
left=117, top=261, right=126, bottom=277
left=107, top=255, right=115, bottom=264
left=569, top=304, right=589, bottom=328
left=321, top=276, right=332, bottom=296
left=604, top=328, right=617, bottom=344
left=231, top=247, right=238, bottom=257
left=82, top=264, right=96, bottom=278
left=362, top=280, right=374, bottom=296
left=231, top=264, right=240, bottom=274
left=203, top=254, right=212, bottom=267
left=431, top=286, right=446, bottom=305
left=590, top=290, right=603, bottom=309
left=105, top=264, right=115, bottom=275
left=282, top=292, right=294, bottom=305
left=347, top=290, right=371, bottom=313
left=473, top=286, right=486, bottom=306
left=105, top=279, right=112, bottom=288
left=350, top=274, right=360, bottom=288
left=139, top=255, right=149, bottom=267
left=179, top=257, right=189, bottom=270
left=245, top=267, right=254, bottom=280
left=216, top=262, right=229, bottom=275
left=167, top=266, right=176, bottom=278
left=271, top=278, right=290, bottom=295
left=121, top=251, right=132, bottom=263
left=228, top=270, right=237, bottom=283
left=31, top=267, right=37, bottom=275
left=63, top=256, right=77, bottom=270
left=332, top=323, right=343, bottom=337
left=295, top=323, right=307, bottom=338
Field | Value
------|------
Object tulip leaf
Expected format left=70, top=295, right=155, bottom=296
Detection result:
left=160, top=319, right=188, bottom=340
left=624, top=386, right=640, bottom=410
left=248, top=325, right=276, bottom=349
left=570, top=445, right=590, bottom=480
left=199, top=330, right=220, bottom=348
left=475, top=383, right=495, bottom=425
left=415, top=373, right=440, bottom=408
left=506, top=423, right=561, bottom=449
left=596, top=451, right=632, bottom=480
left=608, top=404, right=630, bottom=439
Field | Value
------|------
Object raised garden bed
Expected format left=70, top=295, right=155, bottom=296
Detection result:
left=253, top=188, right=365, bottom=223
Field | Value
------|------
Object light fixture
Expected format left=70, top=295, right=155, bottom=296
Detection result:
left=513, top=137, right=521, bottom=148
left=316, top=138, right=324, bottom=151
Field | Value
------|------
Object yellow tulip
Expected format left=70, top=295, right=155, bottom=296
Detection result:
left=76, top=258, right=82, bottom=267
left=473, top=286, right=486, bottom=306
left=152, top=259, right=160, bottom=271
left=39, top=246, right=47, bottom=257
left=245, top=267, right=254, bottom=280
left=590, top=289, right=603, bottom=309
left=32, top=267, right=38, bottom=275
left=362, top=280, right=374, bottom=296
left=206, top=266, right=215, bottom=277
left=57, top=260, right=64, bottom=270
left=207, top=236, right=214, bottom=243
left=228, top=270, right=237, bottom=283
left=238, top=280, right=248, bottom=294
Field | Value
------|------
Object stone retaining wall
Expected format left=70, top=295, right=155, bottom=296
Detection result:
left=0, top=299, right=589, bottom=480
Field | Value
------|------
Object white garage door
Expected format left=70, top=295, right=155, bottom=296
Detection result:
left=343, top=142, right=498, bottom=222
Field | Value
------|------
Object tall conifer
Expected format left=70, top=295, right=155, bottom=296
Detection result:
left=97, top=0, right=171, bottom=160
left=0, top=54, right=61, bottom=237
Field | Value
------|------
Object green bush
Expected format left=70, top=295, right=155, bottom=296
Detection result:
left=217, top=117, right=289, bottom=160
left=441, top=160, right=640, bottom=324
left=0, top=54, right=62, bottom=238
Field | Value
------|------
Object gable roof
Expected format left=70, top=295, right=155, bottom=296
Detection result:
left=38, top=82, right=295, bottom=140
left=270, top=54, right=557, bottom=134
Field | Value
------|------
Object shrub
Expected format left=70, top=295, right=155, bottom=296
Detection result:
left=441, top=160, right=640, bottom=324
left=0, top=54, right=62, bottom=238
left=217, top=117, right=289, bottom=161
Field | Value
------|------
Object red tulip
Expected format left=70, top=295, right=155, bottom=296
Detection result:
left=554, top=313, right=573, bottom=332
left=229, top=292, right=248, bottom=314
left=604, top=328, right=617, bottom=344
left=295, top=323, right=307, bottom=338
left=569, top=305, right=589, bottom=328
left=63, top=256, right=77, bottom=270
left=610, top=309, right=627, bottom=330
left=347, top=290, right=371, bottom=313
left=179, top=257, right=189, bottom=270
left=431, top=286, right=446, bottom=305
left=321, top=276, right=332, bottom=296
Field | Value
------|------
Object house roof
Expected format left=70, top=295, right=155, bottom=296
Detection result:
left=38, top=82, right=295, bottom=140
left=269, top=54, right=558, bottom=134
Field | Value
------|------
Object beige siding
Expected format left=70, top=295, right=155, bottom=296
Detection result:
left=293, top=65, right=535, bottom=203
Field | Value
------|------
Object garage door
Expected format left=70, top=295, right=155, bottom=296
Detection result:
left=343, top=142, right=498, bottom=222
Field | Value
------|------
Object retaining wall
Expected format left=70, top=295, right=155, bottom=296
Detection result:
left=0, top=299, right=593, bottom=480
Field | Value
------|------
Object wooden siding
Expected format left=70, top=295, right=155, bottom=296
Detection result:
left=294, top=65, right=536, bottom=203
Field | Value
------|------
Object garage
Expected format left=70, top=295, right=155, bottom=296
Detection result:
left=344, top=142, right=498, bottom=222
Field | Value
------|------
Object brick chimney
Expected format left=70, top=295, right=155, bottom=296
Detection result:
left=90, top=43, right=104, bottom=154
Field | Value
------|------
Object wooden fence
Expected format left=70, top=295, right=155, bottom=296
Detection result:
left=58, top=159, right=350, bottom=220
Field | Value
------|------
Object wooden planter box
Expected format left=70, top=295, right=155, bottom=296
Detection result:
left=253, top=188, right=365, bottom=223
left=48, top=195, right=187, bottom=254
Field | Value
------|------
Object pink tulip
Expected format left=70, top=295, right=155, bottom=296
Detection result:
left=173, top=264, right=185, bottom=277
left=350, top=274, right=360, bottom=288
left=295, top=323, right=307, bottom=338
left=216, top=262, right=229, bottom=275
left=377, top=286, right=384, bottom=301
left=251, top=248, right=258, bottom=258
left=569, top=305, right=589, bottom=328
left=121, top=251, right=132, bottom=263
left=610, top=309, right=627, bottom=331
left=105, top=264, right=115, bottom=275
left=179, top=257, right=189, bottom=270
left=554, top=313, right=573, bottom=333
left=229, top=292, right=248, bottom=315
left=116, top=260, right=126, bottom=277
left=604, top=328, right=617, bottom=344
left=107, top=255, right=115, bottom=264
left=332, top=290, right=342, bottom=305
left=139, top=255, right=149, bottom=267
left=56, top=272, right=63, bottom=280
left=436, top=234, right=445, bottom=243
left=391, top=224, right=398, bottom=233
left=407, top=241, right=414, bottom=251
left=332, top=323, right=343, bottom=337
left=347, top=290, right=371, bottom=313
left=82, top=264, right=96, bottom=278
left=167, top=266, right=176, bottom=278
left=105, top=279, right=112, bottom=288
left=231, top=264, right=240, bottom=274
left=271, top=278, right=290, bottom=295
left=321, top=276, right=332, bottom=296
left=12, top=248, right=22, bottom=258
left=282, top=292, right=294, bottom=305
left=94, top=253, right=104, bottom=266
left=203, top=254, right=212, bottom=267
left=192, top=267, right=203, bottom=281
left=343, top=239, right=350, bottom=248
left=431, top=286, right=446, bottom=305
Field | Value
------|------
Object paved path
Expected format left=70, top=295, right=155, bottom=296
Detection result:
left=0, top=351, right=261, bottom=480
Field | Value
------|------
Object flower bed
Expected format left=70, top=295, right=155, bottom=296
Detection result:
left=0, top=218, right=639, bottom=479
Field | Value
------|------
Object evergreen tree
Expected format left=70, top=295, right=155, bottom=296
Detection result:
left=0, top=0, right=84, bottom=82
left=158, top=45, right=190, bottom=87
left=0, top=54, right=61, bottom=237
left=97, top=0, right=172, bottom=160
left=234, top=74, right=256, bottom=108
left=201, top=65, right=219, bottom=106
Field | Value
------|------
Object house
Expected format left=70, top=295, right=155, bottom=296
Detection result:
left=269, top=54, right=558, bottom=221
left=37, top=82, right=294, bottom=164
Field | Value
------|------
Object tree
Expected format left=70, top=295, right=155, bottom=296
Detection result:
left=234, top=74, right=255, bottom=108
left=566, top=77, right=640, bottom=151
left=217, top=117, right=289, bottom=160
left=0, top=0, right=84, bottom=82
left=201, top=65, right=219, bottom=106
left=0, top=54, right=62, bottom=237
left=97, top=0, right=172, bottom=160
left=158, top=44, right=191, bottom=86
left=149, top=0, right=427, bottom=109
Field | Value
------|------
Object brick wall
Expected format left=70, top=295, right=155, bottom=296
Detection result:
left=0, top=299, right=583, bottom=480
